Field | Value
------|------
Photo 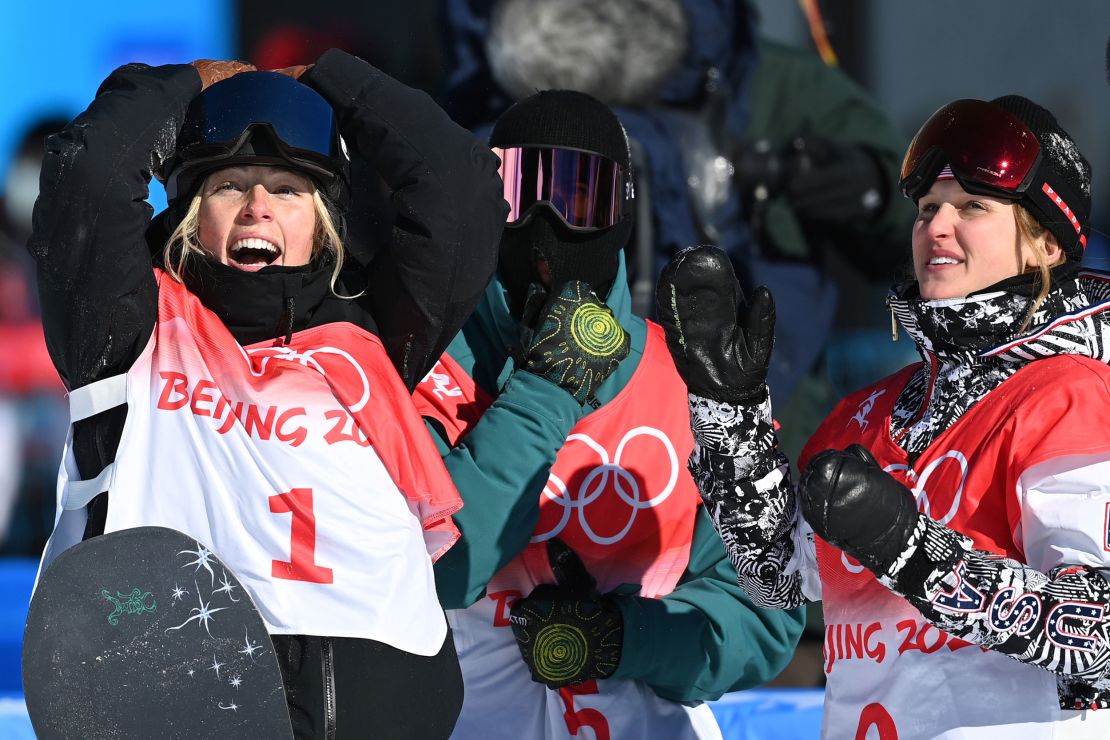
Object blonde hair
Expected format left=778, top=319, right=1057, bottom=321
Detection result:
left=162, top=188, right=353, bottom=298
left=1015, top=204, right=1065, bottom=333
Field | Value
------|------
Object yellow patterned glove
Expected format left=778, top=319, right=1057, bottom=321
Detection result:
left=523, top=281, right=630, bottom=405
left=509, top=539, right=623, bottom=688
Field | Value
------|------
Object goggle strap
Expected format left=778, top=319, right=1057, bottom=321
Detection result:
left=1042, top=183, right=1086, bottom=248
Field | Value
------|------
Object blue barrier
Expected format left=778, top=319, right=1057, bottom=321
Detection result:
left=0, top=694, right=33, bottom=740
left=0, top=560, right=35, bottom=694
left=709, top=688, right=823, bottom=739
left=0, top=689, right=830, bottom=739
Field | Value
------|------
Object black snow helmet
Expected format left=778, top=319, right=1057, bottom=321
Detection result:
left=158, top=71, right=349, bottom=209
left=991, top=95, right=1091, bottom=261
left=489, top=90, right=635, bottom=316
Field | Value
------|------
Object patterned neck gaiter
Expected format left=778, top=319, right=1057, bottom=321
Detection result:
left=887, top=265, right=1108, bottom=458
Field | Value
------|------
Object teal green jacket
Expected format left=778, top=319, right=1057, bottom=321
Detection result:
left=428, top=259, right=805, bottom=702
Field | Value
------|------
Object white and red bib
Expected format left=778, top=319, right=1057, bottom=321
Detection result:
left=802, top=358, right=1110, bottom=739
left=415, top=322, right=720, bottom=739
left=44, top=270, right=461, bottom=655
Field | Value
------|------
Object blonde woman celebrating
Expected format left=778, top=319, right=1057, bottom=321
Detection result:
left=30, top=51, right=506, bottom=739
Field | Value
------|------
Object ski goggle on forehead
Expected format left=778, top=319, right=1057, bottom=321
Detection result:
left=492, top=146, right=624, bottom=231
left=899, top=99, right=1042, bottom=202
left=179, top=71, right=340, bottom=160
left=165, top=71, right=345, bottom=200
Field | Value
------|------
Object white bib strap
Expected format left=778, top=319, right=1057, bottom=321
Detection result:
left=61, top=375, right=126, bottom=511
left=62, top=462, right=116, bottom=510
left=39, top=372, right=133, bottom=586
left=68, top=374, right=127, bottom=423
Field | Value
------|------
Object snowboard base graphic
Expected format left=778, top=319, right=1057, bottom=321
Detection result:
left=23, top=526, right=294, bottom=739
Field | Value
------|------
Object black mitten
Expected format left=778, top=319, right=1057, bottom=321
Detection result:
left=655, top=245, right=775, bottom=403
left=509, top=539, right=623, bottom=688
left=523, top=280, right=630, bottom=405
left=800, top=444, right=921, bottom=575
left=783, top=137, right=887, bottom=225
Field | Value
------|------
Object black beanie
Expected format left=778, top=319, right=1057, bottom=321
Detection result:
left=990, top=95, right=1091, bottom=261
left=490, top=90, right=634, bottom=318
left=490, top=90, right=632, bottom=170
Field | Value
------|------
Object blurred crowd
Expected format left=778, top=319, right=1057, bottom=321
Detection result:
left=0, top=7, right=905, bottom=702
left=0, top=117, right=69, bottom=558
left=0, top=0, right=924, bottom=692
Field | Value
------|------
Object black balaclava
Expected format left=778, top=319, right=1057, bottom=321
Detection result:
left=489, top=90, right=634, bottom=319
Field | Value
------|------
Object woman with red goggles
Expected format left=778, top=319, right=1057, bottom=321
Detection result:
left=658, top=94, right=1110, bottom=738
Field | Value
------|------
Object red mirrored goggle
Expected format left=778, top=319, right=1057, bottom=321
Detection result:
left=493, top=146, right=624, bottom=231
left=899, top=99, right=1042, bottom=202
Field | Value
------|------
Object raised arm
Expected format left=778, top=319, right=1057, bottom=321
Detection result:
left=28, top=62, right=201, bottom=389
left=656, top=245, right=815, bottom=609
left=302, top=49, right=508, bottom=390
left=425, top=281, right=630, bottom=607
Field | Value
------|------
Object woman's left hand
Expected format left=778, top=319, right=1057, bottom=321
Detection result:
left=191, top=59, right=256, bottom=90
left=271, top=64, right=313, bottom=80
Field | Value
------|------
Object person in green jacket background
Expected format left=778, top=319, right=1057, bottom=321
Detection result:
left=414, top=89, right=804, bottom=739
left=438, top=0, right=919, bottom=465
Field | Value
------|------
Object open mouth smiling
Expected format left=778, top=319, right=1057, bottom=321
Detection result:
left=229, top=238, right=282, bottom=272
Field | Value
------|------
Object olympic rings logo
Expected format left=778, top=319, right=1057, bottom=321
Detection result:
left=840, top=449, right=969, bottom=574
left=885, top=450, right=969, bottom=527
left=531, top=426, right=679, bottom=546
left=242, top=345, right=372, bottom=413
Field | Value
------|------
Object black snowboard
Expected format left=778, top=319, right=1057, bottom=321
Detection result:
left=23, top=526, right=294, bottom=739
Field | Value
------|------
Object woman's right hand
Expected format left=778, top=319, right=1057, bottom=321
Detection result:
left=191, top=59, right=256, bottom=90
left=523, top=280, right=630, bottom=405
left=656, top=245, right=775, bottom=403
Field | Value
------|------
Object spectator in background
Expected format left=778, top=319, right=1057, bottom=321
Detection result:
left=437, top=0, right=917, bottom=690
left=2, top=119, right=70, bottom=272
left=0, top=117, right=69, bottom=555
left=437, top=0, right=918, bottom=463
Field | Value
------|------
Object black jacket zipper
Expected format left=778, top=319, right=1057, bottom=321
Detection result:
left=322, top=636, right=337, bottom=740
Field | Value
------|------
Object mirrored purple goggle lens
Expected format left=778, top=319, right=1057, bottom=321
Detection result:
left=494, top=146, right=623, bottom=230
